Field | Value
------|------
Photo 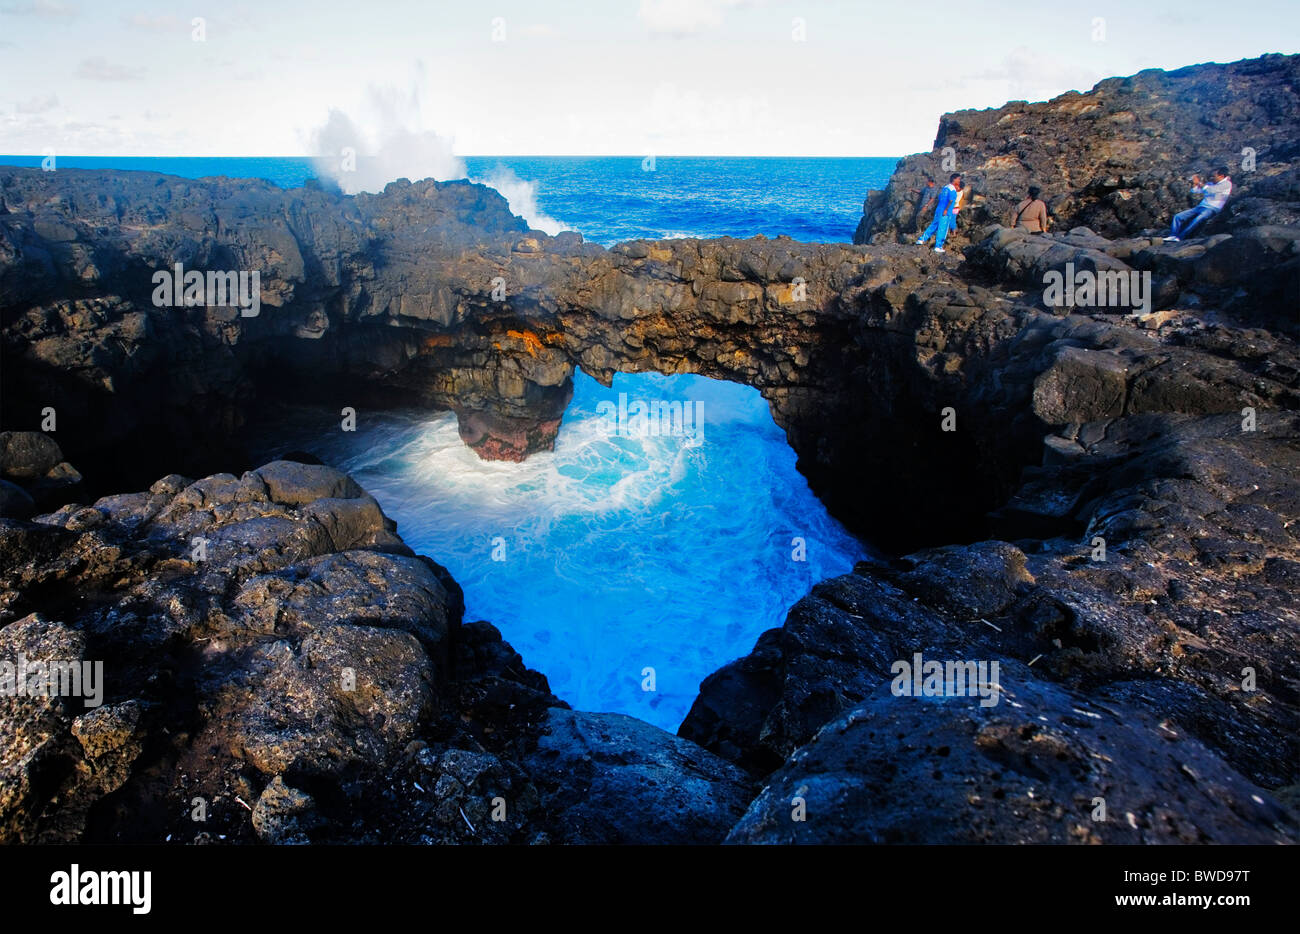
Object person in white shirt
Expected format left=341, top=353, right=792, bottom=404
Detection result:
left=1165, top=166, right=1232, bottom=242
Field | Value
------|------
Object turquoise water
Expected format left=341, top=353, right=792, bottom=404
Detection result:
left=254, top=371, right=869, bottom=731
left=0, top=154, right=895, bottom=246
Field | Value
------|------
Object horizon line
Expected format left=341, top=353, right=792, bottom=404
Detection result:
left=0, top=153, right=909, bottom=161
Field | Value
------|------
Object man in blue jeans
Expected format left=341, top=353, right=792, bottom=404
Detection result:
left=1165, top=166, right=1232, bottom=242
left=917, top=173, right=962, bottom=252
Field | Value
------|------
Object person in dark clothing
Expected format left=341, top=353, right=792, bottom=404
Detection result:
left=913, top=178, right=938, bottom=229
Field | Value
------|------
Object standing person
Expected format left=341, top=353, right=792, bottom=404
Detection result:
left=1165, top=167, right=1232, bottom=242
left=913, top=178, right=938, bottom=229
left=917, top=173, right=962, bottom=253
left=950, top=179, right=967, bottom=233
left=1010, top=185, right=1050, bottom=233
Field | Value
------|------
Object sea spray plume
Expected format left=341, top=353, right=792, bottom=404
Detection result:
left=473, top=166, right=567, bottom=236
left=307, top=82, right=466, bottom=195
left=307, top=78, right=566, bottom=233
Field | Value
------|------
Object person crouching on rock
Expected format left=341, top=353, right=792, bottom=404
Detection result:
left=1165, top=166, right=1231, bottom=242
left=1010, top=185, right=1050, bottom=233
left=917, top=173, right=961, bottom=253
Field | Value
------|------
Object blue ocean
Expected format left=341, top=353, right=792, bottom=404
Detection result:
left=2, top=153, right=888, bottom=730
left=0, top=154, right=894, bottom=246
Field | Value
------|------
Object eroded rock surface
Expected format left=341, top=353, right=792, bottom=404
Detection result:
left=0, top=459, right=757, bottom=844
left=2, top=54, right=1298, bottom=844
left=854, top=54, right=1300, bottom=246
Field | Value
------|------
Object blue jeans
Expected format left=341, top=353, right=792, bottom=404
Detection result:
left=1171, top=205, right=1218, bottom=239
left=921, top=212, right=952, bottom=248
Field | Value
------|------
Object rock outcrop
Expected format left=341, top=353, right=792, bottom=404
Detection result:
left=726, top=677, right=1294, bottom=844
left=0, top=431, right=82, bottom=517
left=2, top=53, right=1298, bottom=844
left=7, top=167, right=1295, bottom=550
left=683, top=412, right=1300, bottom=840
left=0, top=459, right=752, bottom=843
left=854, top=54, right=1300, bottom=246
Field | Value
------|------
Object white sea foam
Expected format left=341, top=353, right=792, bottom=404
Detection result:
left=262, top=370, right=868, bottom=730
left=471, top=167, right=568, bottom=236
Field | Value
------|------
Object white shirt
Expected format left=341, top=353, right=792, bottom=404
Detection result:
left=1195, top=177, right=1232, bottom=210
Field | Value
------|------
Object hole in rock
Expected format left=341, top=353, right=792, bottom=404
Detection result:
left=250, top=370, right=872, bottom=731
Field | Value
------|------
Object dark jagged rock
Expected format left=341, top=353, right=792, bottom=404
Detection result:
left=963, top=224, right=1300, bottom=332
left=2, top=54, right=1299, bottom=845
left=855, top=55, right=1300, bottom=246
left=683, top=411, right=1300, bottom=837
left=3, top=137, right=1296, bottom=551
left=0, top=479, right=35, bottom=520
left=725, top=678, right=1295, bottom=845
left=0, top=460, right=454, bottom=841
left=522, top=708, right=753, bottom=845
left=0, top=460, right=759, bottom=844
left=0, top=431, right=82, bottom=514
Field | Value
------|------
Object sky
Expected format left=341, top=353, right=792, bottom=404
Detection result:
left=1, top=0, right=1297, bottom=159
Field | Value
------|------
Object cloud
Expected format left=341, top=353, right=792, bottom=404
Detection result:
left=15, top=93, right=58, bottom=114
left=644, top=81, right=774, bottom=143
left=76, top=56, right=145, bottom=81
left=519, top=23, right=558, bottom=39
left=637, top=0, right=757, bottom=37
left=1, top=0, right=77, bottom=18
left=122, top=13, right=181, bottom=31
left=0, top=110, right=187, bottom=155
left=967, top=46, right=1100, bottom=102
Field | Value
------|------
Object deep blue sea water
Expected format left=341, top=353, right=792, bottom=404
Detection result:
left=253, top=372, right=870, bottom=732
left=3, top=153, right=884, bottom=729
left=0, top=154, right=894, bottom=246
